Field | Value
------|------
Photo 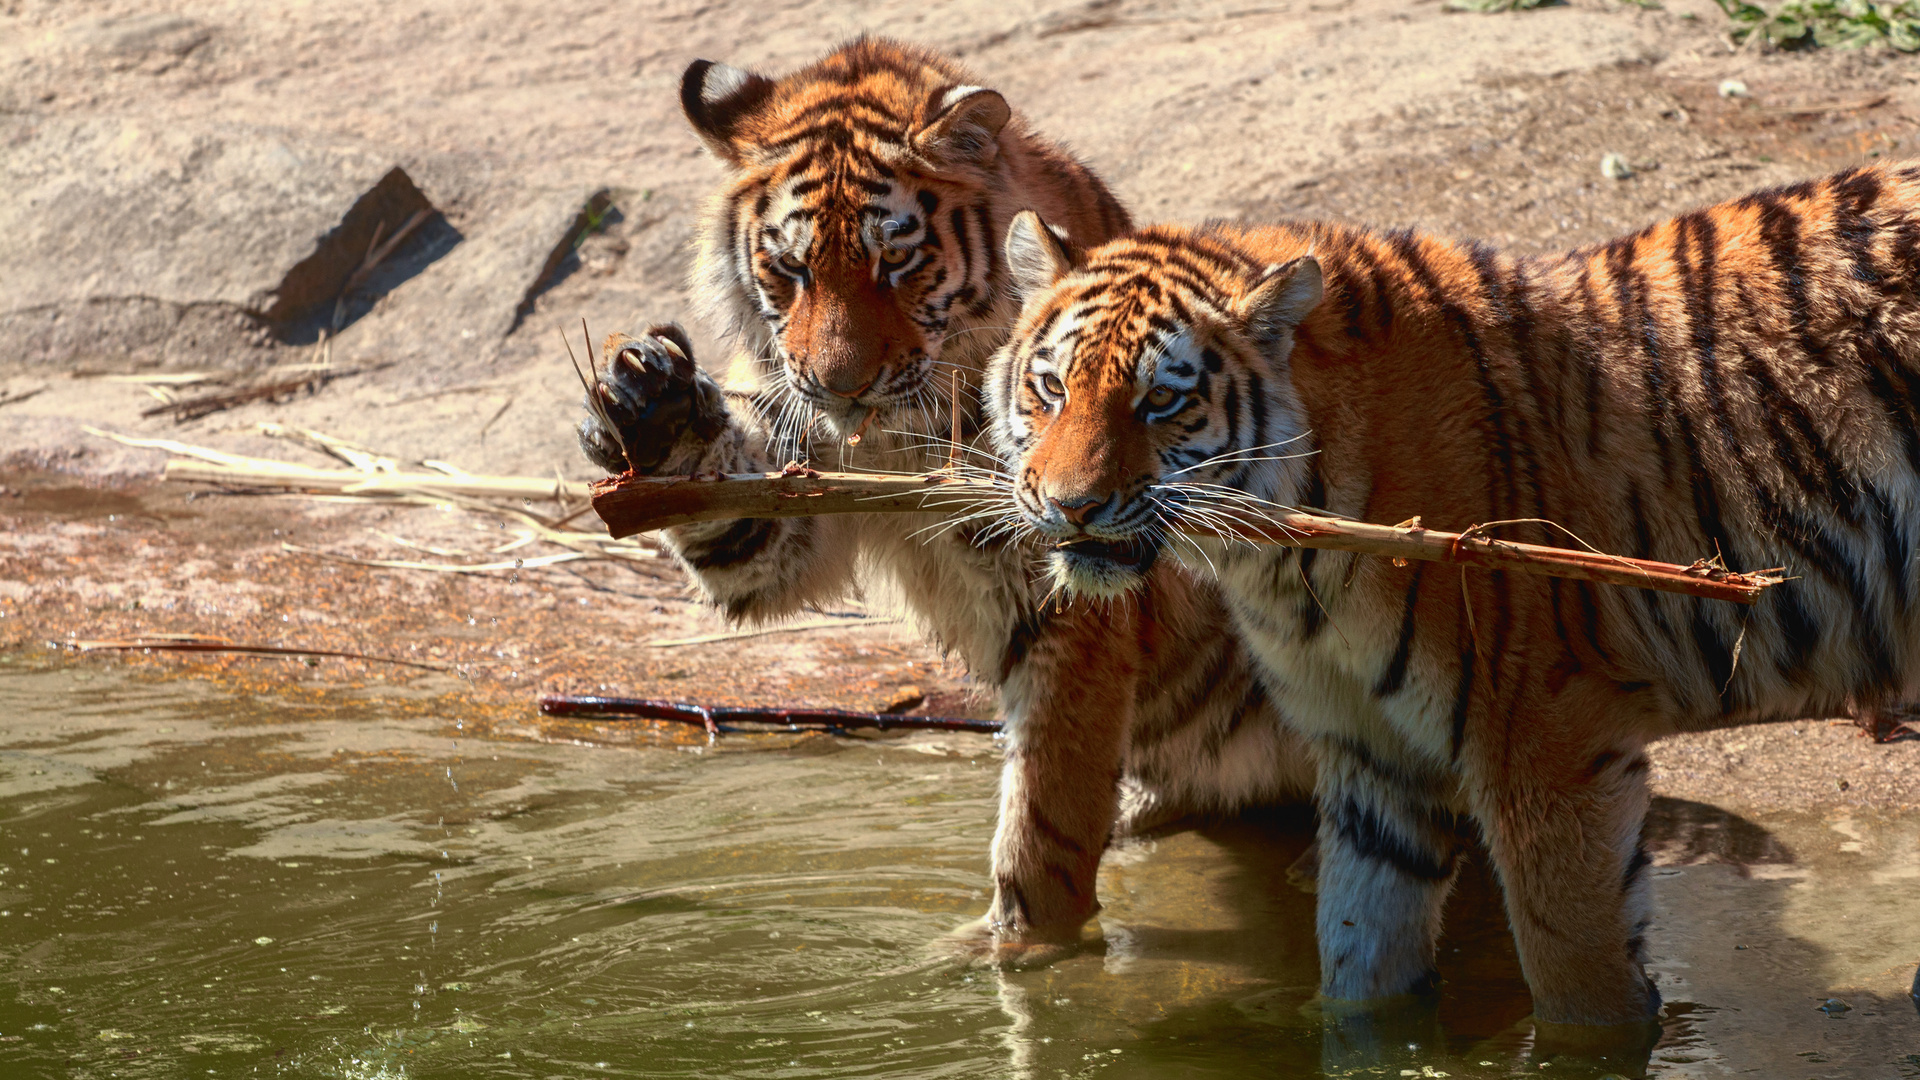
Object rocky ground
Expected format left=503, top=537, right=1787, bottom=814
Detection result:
left=3, top=0, right=1917, bottom=812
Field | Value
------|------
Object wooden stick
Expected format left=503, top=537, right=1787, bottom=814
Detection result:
left=590, top=471, right=1784, bottom=605
left=537, top=694, right=1001, bottom=735
left=61, top=634, right=450, bottom=672
left=162, top=459, right=592, bottom=502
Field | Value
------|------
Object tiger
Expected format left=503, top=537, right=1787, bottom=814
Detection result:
left=573, top=38, right=1315, bottom=958
left=982, top=161, right=1920, bottom=1026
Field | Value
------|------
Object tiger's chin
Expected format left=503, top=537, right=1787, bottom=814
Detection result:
left=1047, top=535, right=1160, bottom=599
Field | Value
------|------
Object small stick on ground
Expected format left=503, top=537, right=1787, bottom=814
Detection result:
left=537, top=694, right=1000, bottom=735
left=645, top=616, right=900, bottom=648
left=141, top=363, right=391, bottom=422
left=60, top=634, right=451, bottom=672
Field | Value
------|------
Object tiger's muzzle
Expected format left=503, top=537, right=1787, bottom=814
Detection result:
left=1023, top=490, right=1162, bottom=597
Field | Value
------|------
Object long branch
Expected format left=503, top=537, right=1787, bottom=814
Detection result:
left=590, top=471, right=1783, bottom=605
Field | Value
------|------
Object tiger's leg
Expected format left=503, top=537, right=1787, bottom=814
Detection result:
left=979, top=600, right=1140, bottom=957
left=1313, top=734, right=1463, bottom=1001
left=1464, top=717, right=1660, bottom=1027
left=579, top=326, right=862, bottom=619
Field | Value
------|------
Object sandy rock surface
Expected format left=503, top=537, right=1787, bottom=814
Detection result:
left=2, top=0, right=1917, bottom=806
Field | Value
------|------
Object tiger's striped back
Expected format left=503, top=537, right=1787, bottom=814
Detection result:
left=985, top=162, right=1920, bottom=1025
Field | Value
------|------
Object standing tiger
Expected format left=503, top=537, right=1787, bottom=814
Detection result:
left=984, top=163, right=1920, bottom=1025
left=574, top=39, right=1314, bottom=956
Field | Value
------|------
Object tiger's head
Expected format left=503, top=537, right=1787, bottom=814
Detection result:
left=685, top=39, right=1124, bottom=444
left=985, top=213, right=1326, bottom=598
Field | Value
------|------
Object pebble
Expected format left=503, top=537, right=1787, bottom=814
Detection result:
left=1718, top=79, right=1750, bottom=99
left=1600, top=153, right=1634, bottom=181
left=1817, top=997, right=1851, bottom=1015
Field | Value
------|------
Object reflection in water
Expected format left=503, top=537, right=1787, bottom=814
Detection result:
left=0, top=658, right=1916, bottom=1078
left=1643, top=797, right=1797, bottom=872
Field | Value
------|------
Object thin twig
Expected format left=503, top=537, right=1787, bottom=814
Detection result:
left=140, top=363, right=389, bottom=422
left=283, top=543, right=596, bottom=575
left=59, top=634, right=450, bottom=671
left=537, top=694, right=1000, bottom=735
left=646, top=616, right=900, bottom=648
left=479, top=395, right=515, bottom=438
left=1752, top=94, right=1888, bottom=117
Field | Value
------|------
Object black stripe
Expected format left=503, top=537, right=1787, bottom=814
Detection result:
left=1575, top=580, right=1612, bottom=663
left=998, top=606, right=1050, bottom=682
left=1469, top=243, right=1548, bottom=532
left=1570, top=267, right=1606, bottom=456
left=1623, top=839, right=1652, bottom=892
left=1608, top=237, right=1676, bottom=486
left=1859, top=328, right=1920, bottom=478
left=1670, top=213, right=1740, bottom=570
left=1329, top=795, right=1455, bottom=881
left=1864, top=483, right=1912, bottom=619
left=1376, top=567, right=1425, bottom=698
left=994, top=876, right=1030, bottom=924
left=1752, top=192, right=1829, bottom=371
left=972, top=203, right=999, bottom=315
left=1394, top=231, right=1516, bottom=517
left=1449, top=635, right=1475, bottom=760
left=1341, top=239, right=1398, bottom=334
left=1297, top=547, right=1324, bottom=640
left=1744, top=354, right=1861, bottom=524
left=684, top=518, right=778, bottom=570
left=1828, top=167, right=1885, bottom=287
left=1296, top=465, right=1328, bottom=639
left=1323, top=735, right=1433, bottom=795
left=1026, top=805, right=1089, bottom=858
left=1246, top=369, right=1270, bottom=449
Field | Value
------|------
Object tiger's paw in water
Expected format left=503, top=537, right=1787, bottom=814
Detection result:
left=937, top=916, right=1094, bottom=970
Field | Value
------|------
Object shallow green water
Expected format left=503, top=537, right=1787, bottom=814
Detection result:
left=0, top=657, right=1914, bottom=1079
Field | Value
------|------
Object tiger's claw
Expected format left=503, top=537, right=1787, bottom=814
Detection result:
left=577, top=323, right=728, bottom=475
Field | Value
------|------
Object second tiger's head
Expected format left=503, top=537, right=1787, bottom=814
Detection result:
left=985, top=213, right=1325, bottom=598
left=684, top=40, right=1020, bottom=435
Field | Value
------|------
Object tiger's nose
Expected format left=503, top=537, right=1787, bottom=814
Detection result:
left=1050, top=495, right=1108, bottom=526
left=815, top=370, right=878, bottom=400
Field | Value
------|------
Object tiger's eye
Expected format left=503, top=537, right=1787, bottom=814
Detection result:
left=778, top=252, right=806, bottom=272
left=881, top=246, right=911, bottom=266
left=1039, top=373, right=1066, bottom=398
left=1145, top=385, right=1179, bottom=409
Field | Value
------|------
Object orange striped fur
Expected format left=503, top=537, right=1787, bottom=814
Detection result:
left=986, top=163, right=1920, bottom=1024
left=576, top=40, right=1316, bottom=962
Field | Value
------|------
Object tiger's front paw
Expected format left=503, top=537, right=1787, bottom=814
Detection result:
left=577, top=323, right=729, bottom=475
left=936, top=916, right=1091, bottom=970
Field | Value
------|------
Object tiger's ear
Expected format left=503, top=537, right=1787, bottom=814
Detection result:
left=1005, top=211, right=1080, bottom=302
left=681, top=59, right=778, bottom=167
left=1235, top=257, right=1324, bottom=346
left=914, top=85, right=1012, bottom=165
